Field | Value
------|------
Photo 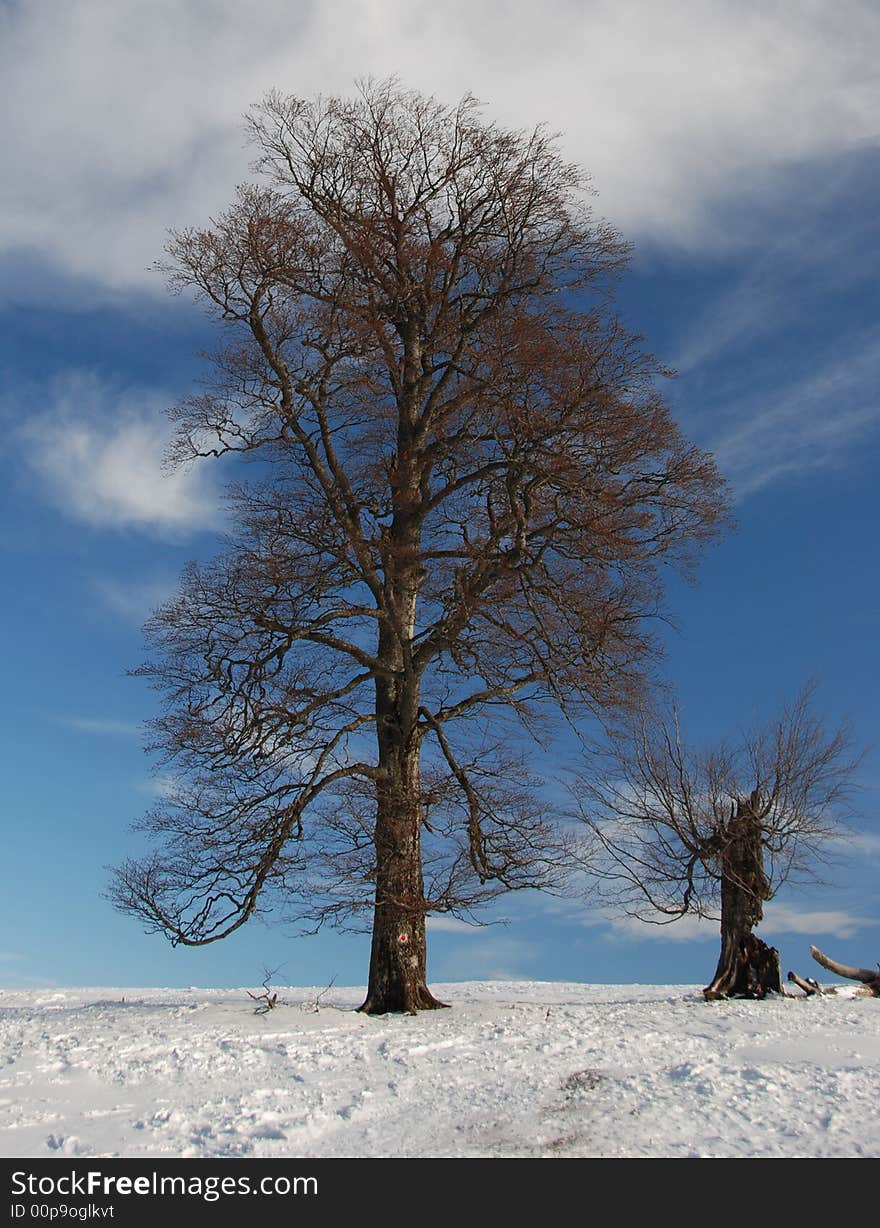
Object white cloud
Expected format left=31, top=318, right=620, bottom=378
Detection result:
left=427, top=916, right=485, bottom=934
left=605, top=913, right=720, bottom=943
left=761, top=903, right=874, bottom=941
left=15, top=370, right=221, bottom=536
left=576, top=898, right=873, bottom=943
left=1, top=0, right=878, bottom=297
left=581, top=902, right=874, bottom=944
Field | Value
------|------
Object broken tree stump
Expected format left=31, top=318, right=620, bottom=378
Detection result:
left=704, top=932, right=783, bottom=1000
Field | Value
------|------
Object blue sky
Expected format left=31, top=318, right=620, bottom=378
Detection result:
left=1, top=0, right=878, bottom=991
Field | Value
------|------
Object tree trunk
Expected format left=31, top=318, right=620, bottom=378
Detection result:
left=358, top=794, right=448, bottom=1014
left=358, top=394, right=450, bottom=1014
left=358, top=611, right=447, bottom=1014
left=703, top=795, right=782, bottom=1000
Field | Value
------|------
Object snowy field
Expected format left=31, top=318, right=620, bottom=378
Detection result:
left=1, top=981, right=877, bottom=1159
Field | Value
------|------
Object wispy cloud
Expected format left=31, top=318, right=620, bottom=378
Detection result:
left=14, top=370, right=221, bottom=537
left=673, top=187, right=880, bottom=376
left=95, top=575, right=180, bottom=625
left=59, top=716, right=142, bottom=737
left=0, top=1, right=878, bottom=300
left=831, top=831, right=880, bottom=859
left=141, top=775, right=179, bottom=801
left=703, top=331, right=880, bottom=498
left=431, top=935, right=539, bottom=981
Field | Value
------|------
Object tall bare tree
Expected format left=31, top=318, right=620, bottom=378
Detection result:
left=109, top=80, right=728, bottom=1013
left=573, top=686, right=860, bottom=999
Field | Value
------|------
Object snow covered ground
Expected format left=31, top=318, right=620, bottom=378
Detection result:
left=1, top=981, right=877, bottom=1159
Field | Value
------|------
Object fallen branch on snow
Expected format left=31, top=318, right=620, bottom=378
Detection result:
left=786, top=946, right=880, bottom=998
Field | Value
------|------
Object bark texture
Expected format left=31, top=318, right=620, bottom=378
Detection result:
left=703, top=795, right=781, bottom=1000
left=359, top=668, right=447, bottom=1013
left=704, top=933, right=782, bottom=1000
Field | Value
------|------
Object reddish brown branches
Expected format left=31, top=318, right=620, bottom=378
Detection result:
left=110, top=80, right=729, bottom=1011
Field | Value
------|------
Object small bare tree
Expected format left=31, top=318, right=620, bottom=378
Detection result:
left=574, top=685, right=860, bottom=999
left=108, top=79, right=728, bottom=1013
left=247, top=965, right=283, bottom=1013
